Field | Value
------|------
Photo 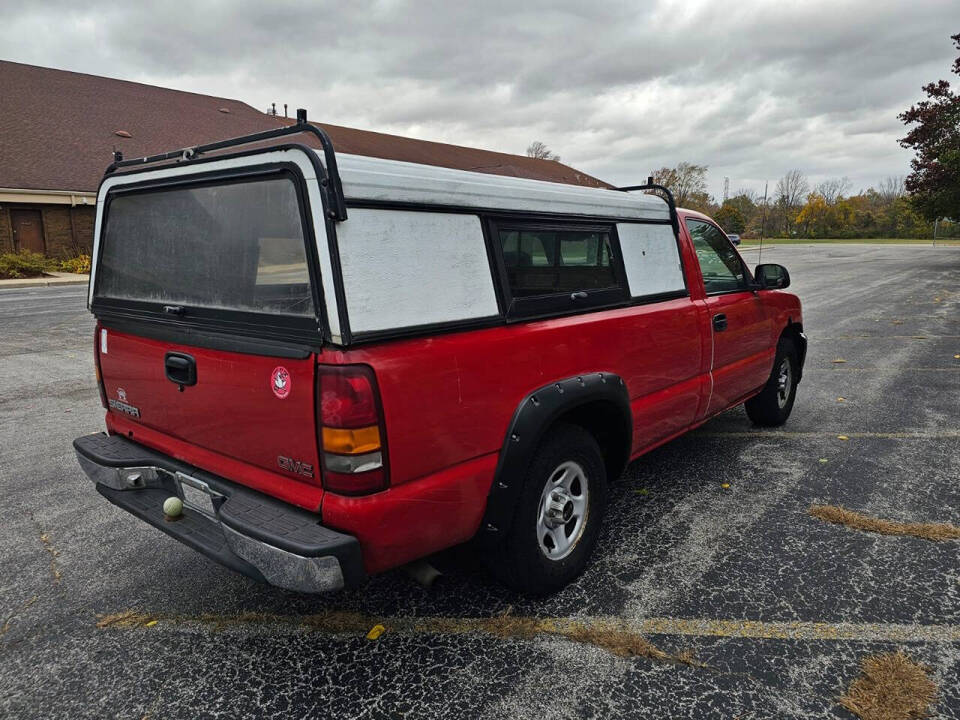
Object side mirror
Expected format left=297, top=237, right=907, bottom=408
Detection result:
left=754, top=263, right=790, bottom=290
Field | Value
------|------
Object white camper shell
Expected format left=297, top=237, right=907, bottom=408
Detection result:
left=90, top=119, right=683, bottom=347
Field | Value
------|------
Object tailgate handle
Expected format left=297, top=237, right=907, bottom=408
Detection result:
left=164, top=352, right=197, bottom=389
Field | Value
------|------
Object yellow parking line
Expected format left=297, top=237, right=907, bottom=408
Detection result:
left=639, top=617, right=960, bottom=643
left=817, top=335, right=960, bottom=340
left=806, top=367, right=959, bottom=372
left=693, top=431, right=960, bottom=439
left=96, top=611, right=960, bottom=645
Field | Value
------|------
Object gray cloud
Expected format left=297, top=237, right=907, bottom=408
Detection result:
left=1, top=0, right=955, bottom=198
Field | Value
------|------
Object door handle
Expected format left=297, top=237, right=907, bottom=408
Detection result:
left=712, top=313, right=728, bottom=332
left=570, top=291, right=588, bottom=300
left=164, top=352, right=197, bottom=389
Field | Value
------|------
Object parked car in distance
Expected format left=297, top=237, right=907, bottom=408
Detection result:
left=74, top=117, right=805, bottom=596
left=726, top=233, right=741, bottom=245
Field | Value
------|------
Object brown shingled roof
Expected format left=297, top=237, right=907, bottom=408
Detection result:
left=0, top=60, right=610, bottom=193
left=0, top=61, right=276, bottom=192
left=275, top=119, right=611, bottom=189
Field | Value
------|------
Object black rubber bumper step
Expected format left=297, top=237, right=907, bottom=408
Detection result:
left=73, top=432, right=366, bottom=591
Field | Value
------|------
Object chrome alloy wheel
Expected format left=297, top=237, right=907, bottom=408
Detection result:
left=537, top=460, right=589, bottom=560
left=776, top=358, right=792, bottom=409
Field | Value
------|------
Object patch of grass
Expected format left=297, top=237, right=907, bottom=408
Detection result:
left=809, top=505, right=960, bottom=542
left=838, top=651, right=936, bottom=720
left=739, top=237, right=960, bottom=246
left=563, top=623, right=676, bottom=662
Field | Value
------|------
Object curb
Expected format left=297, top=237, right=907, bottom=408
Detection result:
left=0, top=276, right=89, bottom=290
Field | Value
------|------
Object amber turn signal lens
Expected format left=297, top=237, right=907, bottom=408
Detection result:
left=322, top=425, right=381, bottom=455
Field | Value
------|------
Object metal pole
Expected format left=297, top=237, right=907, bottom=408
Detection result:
left=933, top=217, right=939, bottom=247
left=759, top=181, right=768, bottom=264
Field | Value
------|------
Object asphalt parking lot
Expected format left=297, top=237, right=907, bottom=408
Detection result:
left=1, top=244, right=958, bottom=719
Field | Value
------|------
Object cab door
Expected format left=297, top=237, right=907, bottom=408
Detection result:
left=685, top=218, right=774, bottom=416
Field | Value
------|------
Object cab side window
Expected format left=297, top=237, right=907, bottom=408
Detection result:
left=686, top=219, right=748, bottom=294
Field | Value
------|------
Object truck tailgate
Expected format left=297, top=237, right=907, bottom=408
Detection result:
left=98, top=327, right=322, bottom=507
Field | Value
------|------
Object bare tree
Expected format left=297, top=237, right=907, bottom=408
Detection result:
left=877, top=175, right=906, bottom=203
left=650, top=162, right=709, bottom=207
left=776, top=169, right=809, bottom=207
left=815, top=177, right=851, bottom=204
left=526, top=141, right=560, bottom=162
left=775, top=169, right=809, bottom=234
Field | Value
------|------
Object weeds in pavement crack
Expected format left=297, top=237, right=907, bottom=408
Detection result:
left=94, top=608, right=703, bottom=666
left=809, top=505, right=960, bottom=541
left=28, top=515, right=62, bottom=583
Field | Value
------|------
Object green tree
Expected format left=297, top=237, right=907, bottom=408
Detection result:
left=899, top=33, right=960, bottom=221
left=726, top=193, right=757, bottom=223
left=714, top=203, right=746, bottom=234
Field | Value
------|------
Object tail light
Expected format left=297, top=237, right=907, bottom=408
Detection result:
left=94, top=323, right=107, bottom=409
left=317, top=364, right=388, bottom=495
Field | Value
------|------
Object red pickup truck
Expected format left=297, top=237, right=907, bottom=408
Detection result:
left=74, top=116, right=805, bottom=596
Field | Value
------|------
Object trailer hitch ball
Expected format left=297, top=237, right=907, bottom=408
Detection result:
left=163, top=496, right=183, bottom=519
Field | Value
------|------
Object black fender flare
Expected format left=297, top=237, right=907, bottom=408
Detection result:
left=477, top=372, right=632, bottom=547
left=783, top=320, right=807, bottom=383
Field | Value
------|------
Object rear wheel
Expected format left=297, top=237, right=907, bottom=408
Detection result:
left=745, top=337, right=798, bottom=426
left=487, top=423, right=607, bottom=596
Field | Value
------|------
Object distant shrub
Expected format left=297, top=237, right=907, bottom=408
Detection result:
left=0, top=250, right=58, bottom=279
left=60, top=254, right=92, bottom=274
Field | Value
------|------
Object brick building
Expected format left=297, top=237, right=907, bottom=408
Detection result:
left=0, top=60, right=607, bottom=258
left=0, top=61, right=299, bottom=258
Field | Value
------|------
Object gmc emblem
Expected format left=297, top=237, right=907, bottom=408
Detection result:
left=277, top=455, right=314, bottom=478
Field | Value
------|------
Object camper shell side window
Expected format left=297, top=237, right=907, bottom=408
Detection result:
left=487, top=219, right=629, bottom=320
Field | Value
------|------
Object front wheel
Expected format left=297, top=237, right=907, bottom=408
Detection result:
left=745, top=337, right=798, bottom=426
left=486, top=423, right=607, bottom=596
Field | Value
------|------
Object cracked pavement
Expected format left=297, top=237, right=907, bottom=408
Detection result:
left=1, top=244, right=958, bottom=718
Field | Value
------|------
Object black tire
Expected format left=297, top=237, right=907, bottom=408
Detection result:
left=745, top=337, right=798, bottom=426
left=486, top=423, right=607, bottom=596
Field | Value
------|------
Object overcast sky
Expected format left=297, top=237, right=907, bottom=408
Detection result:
left=1, top=0, right=956, bottom=199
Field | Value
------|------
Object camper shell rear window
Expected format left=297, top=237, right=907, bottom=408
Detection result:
left=95, top=171, right=317, bottom=321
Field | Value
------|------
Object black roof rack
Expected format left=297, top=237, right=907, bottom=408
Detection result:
left=615, top=177, right=678, bottom=236
left=104, top=108, right=347, bottom=221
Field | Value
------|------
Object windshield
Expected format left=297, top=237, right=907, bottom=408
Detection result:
left=96, top=174, right=315, bottom=317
